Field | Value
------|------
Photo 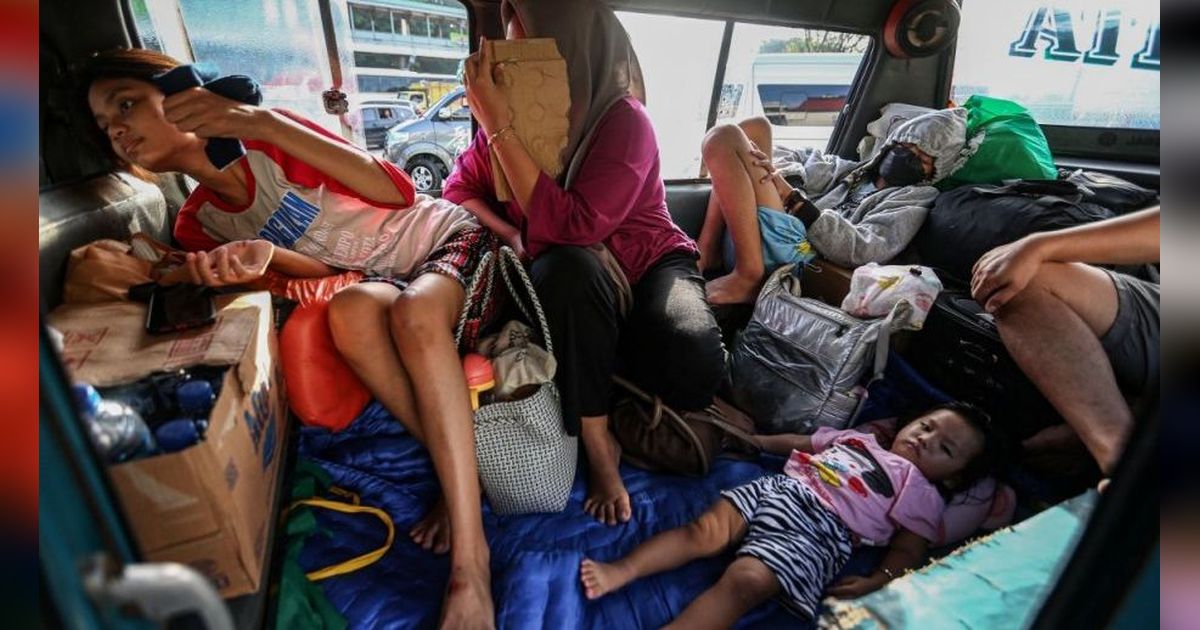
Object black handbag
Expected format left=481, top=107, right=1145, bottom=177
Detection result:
left=903, top=290, right=1060, bottom=441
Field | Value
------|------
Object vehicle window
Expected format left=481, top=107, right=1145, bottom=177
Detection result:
left=951, top=0, right=1160, bottom=130
left=442, top=95, right=469, bottom=119
left=130, top=0, right=344, bottom=132
left=716, top=24, right=868, bottom=155
left=615, top=13, right=867, bottom=179
left=616, top=11, right=724, bottom=180
left=131, top=0, right=470, bottom=167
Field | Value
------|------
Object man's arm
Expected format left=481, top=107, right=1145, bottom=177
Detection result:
left=1026, top=206, right=1159, bottom=265
left=972, top=207, right=1159, bottom=312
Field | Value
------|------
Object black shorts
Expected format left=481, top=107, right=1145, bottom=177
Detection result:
left=1100, top=270, right=1160, bottom=397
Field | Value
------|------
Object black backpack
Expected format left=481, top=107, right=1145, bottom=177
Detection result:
left=915, top=180, right=1113, bottom=285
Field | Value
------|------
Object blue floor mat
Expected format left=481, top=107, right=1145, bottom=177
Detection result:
left=295, top=402, right=848, bottom=629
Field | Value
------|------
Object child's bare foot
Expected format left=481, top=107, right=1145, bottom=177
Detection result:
left=582, top=427, right=632, bottom=526
left=439, top=561, right=495, bottom=629
left=580, top=558, right=634, bottom=600
left=411, top=495, right=452, bottom=554
left=705, top=271, right=763, bottom=305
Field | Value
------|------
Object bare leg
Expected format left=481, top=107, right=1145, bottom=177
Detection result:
left=701, top=123, right=787, bottom=305
left=665, top=557, right=781, bottom=630
left=696, top=117, right=775, bottom=278
left=329, top=283, right=424, bottom=442
left=580, top=499, right=746, bottom=599
left=329, top=284, right=450, bottom=553
left=696, top=183, right=726, bottom=273
left=993, top=262, right=1129, bottom=475
left=738, top=116, right=774, bottom=160
left=390, top=274, right=493, bottom=630
left=581, top=415, right=632, bottom=525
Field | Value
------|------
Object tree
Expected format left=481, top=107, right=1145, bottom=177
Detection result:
left=760, top=30, right=869, bottom=54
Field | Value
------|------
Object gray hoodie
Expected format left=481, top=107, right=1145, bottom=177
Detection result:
left=775, top=108, right=980, bottom=267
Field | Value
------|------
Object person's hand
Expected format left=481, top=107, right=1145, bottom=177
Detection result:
left=970, top=235, right=1048, bottom=313
left=827, top=573, right=888, bottom=599
left=502, top=230, right=529, bottom=262
left=183, top=239, right=275, bottom=287
left=749, top=147, right=778, bottom=183
left=463, top=38, right=514, bottom=137
left=163, top=87, right=267, bottom=141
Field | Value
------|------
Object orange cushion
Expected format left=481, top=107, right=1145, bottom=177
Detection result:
left=279, top=300, right=371, bottom=432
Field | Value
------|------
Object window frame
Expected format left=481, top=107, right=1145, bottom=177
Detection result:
left=671, top=12, right=877, bottom=183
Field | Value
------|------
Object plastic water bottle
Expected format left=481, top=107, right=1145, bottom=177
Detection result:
left=73, top=384, right=158, bottom=463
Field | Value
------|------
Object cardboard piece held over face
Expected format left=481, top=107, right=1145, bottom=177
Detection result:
left=478, top=38, right=571, bottom=201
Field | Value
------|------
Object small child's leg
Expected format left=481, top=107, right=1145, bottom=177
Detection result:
left=580, top=499, right=747, bottom=600
left=664, top=556, right=781, bottom=630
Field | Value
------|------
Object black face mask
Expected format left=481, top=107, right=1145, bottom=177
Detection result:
left=878, top=145, right=928, bottom=187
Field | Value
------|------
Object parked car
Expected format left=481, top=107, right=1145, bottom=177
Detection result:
left=384, top=87, right=471, bottom=193
left=353, top=100, right=417, bottom=149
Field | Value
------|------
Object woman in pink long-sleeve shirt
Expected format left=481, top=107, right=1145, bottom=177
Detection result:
left=426, top=0, right=724, bottom=542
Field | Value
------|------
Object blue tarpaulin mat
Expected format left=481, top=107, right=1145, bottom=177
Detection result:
left=293, top=402, right=841, bottom=629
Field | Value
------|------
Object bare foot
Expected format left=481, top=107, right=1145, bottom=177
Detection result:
left=582, top=428, right=632, bottom=526
left=579, top=558, right=634, bottom=600
left=705, top=271, right=763, bottom=305
left=439, top=563, right=495, bottom=630
left=411, top=495, right=452, bottom=554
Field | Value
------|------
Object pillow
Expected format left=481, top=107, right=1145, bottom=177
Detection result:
left=856, top=102, right=936, bottom=160
left=280, top=300, right=372, bottom=432
left=265, top=271, right=372, bottom=432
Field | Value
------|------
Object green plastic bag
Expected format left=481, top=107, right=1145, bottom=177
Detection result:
left=938, top=95, right=1056, bottom=190
left=275, top=459, right=348, bottom=630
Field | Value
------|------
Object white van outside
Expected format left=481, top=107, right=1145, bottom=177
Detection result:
left=720, top=52, right=862, bottom=150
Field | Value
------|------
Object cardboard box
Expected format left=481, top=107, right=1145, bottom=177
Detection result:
left=48, top=292, right=286, bottom=598
left=801, top=259, right=855, bottom=307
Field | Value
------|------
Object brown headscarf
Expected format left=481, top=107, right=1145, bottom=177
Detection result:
left=501, top=0, right=646, bottom=190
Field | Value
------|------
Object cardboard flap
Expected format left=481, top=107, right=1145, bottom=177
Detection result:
left=108, top=447, right=223, bottom=552
left=48, top=292, right=266, bottom=386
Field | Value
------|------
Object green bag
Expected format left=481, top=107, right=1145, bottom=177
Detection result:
left=938, top=95, right=1056, bottom=190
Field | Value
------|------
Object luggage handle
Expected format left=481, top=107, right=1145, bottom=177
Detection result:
left=613, top=375, right=715, bottom=473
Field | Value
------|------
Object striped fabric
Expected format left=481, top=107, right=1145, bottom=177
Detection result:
left=721, top=474, right=853, bottom=619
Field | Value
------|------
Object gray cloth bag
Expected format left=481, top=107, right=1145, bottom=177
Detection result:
left=730, top=264, right=909, bottom=434
left=456, top=246, right=577, bottom=515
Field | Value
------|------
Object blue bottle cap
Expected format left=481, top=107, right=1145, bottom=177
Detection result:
left=176, top=380, right=215, bottom=415
left=72, top=383, right=102, bottom=416
left=155, top=418, right=201, bottom=453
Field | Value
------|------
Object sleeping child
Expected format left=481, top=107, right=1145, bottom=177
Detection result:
left=580, top=402, right=1003, bottom=627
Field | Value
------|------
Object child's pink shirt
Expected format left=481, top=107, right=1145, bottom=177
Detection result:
left=784, top=427, right=945, bottom=545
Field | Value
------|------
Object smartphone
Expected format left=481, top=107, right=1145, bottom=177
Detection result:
left=145, top=284, right=217, bottom=335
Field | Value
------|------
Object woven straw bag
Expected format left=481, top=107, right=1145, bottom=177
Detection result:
left=455, top=246, right=576, bottom=515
